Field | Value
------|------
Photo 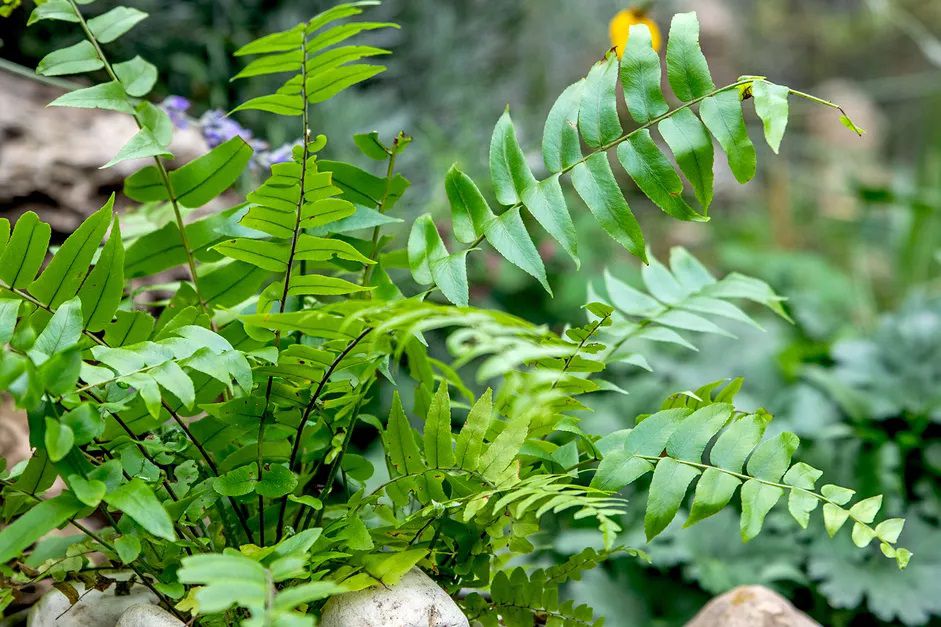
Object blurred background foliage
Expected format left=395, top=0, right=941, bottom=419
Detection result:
left=3, top=0, right=941, bottom=624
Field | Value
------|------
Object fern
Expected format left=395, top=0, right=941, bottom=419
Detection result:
left=407, top=13, right=863, bottom=306
left=593, top=246, right=789, bottom=366
left=591, top=390, right=911, bottom=568
left=0, top=2, right=908, bottom=626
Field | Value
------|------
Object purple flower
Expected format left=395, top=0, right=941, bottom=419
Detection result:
left=265, top=143, right=296, bottom=164
left=197, top=109, right=263, bottom=149
left=161, top=95, right=191, bottom=129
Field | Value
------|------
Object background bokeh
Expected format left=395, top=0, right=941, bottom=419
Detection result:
left=3, top=0, right=941, bottom=624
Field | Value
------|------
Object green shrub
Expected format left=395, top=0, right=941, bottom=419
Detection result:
left=0, top=1, right=908, bottom=624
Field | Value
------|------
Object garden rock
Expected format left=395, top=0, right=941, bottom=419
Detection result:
left=320, top=568, right=469, bottom=627
left=0, top=70, right=205, bottom=236
left=685, top=585, right=819, bottom=627
left=115, top=603, right=185, bottom=627
left=27, top=581, right=157, bottom=627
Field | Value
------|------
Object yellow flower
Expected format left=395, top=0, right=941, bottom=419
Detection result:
left=609, top=8, right=661, bottom=58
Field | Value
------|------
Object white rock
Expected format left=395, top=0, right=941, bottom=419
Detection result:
left=685, top=585, right=819, bottom=627
left=320, top=568, right=469, bottom=627
left=116, top=604, right=185, bottom=627
left=27, top=581, right=157, bottom=627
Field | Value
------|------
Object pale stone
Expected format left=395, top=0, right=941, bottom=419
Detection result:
left=320, top=568, right=469, bottom=627
left=116, top=604, right=185, bottom=627
left=685, top=585, right=819, bottom=627
left=27, top=581, right=157, bottom=627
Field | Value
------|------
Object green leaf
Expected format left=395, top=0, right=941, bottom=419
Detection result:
left=407, top=214, right=467, bottom=306
left=30, top=199, right=112, bottom=307
left=383, top=392, right=426, bottom=476
left=489, top=110, right=535, bottom=206
left=520, top=175, right=578, bottom=264
left=213, top=464, right=258, bottom=497
left=0, top=300, right=21, bottom=345
left=658, top=108, right=714, bottom=209
left=103, top=128, right=172, bottom=169
left=235, top=23, right=305, bottom=56
left=67, top=474, right=106, bottom=507
left=170, top=137, right=253, bottom=208
left=578, top=52, right=622, bottom=148
left=306, top=20, right=396, bottom=55
left=839, top=113, right=865, bottom=136
left=620, top=24, right=669, bottom=124
left=256, top=464, right=298, bottom=498
left=87, top=6, right=148, bottom=43
left=699, top=90, right=756, bottom=184
left=709, top=414, right=766, bottom=472
left=590, top=453, right=654, bottom=491
left=745, top=432, right=799, bottom=482
left=151, top=361, right=195, bottom=409
left=446, top=166, right=493, bottom=244
left=483, top=206, right=550, bottom=293
left=822, top=503, right=850, bottom=537
left=788, top=489, right=819, bottom=529
left=849, top=495, right=883, bottom=524
left=307, top=64, right=386, bottom=104
left=28, top=0, right=78, bottom=25
left=213, top=238, right=288, bottom=273
left=685, top=467, right=740, bottom=526
left=542, top=80, right=584, bottom=173
left=232, top=50, right=303, bottom=80
left=49, top=81, right=134, bottom=114
left=32, top=298, right=83, bottom=357
left=103, top=478, right=175, bottom=541
left=361, top=548, right=427, bottom=585
left=616, top=131, right=704, bottom=222
left=645, top=458, right=700, bottom=540
left=77, top=216, right=124, bottom=332
left=232, top=93, right=304, bottom=116
left=44, top=418, right=75, bottom=462
left=423, top=382, right=454, bottom=469
left=113, top=56, right=158, bottom=98
left=36, top=40, right=103, bottom=77
left=61, top=404, right=103, bottom=446
left=287, top=274, right=372, bottom=297
left=353, top=131, right=389, bottom=160
left=455, top=389, right=492, bottom=471
left=752, top=80, right=789, bottom=154
left=821, top=483, right=855, bottom=506
left=571, top=153, right=645, bottom=261
left=665, top=403, right=732, bottom=460
left=114, top=535, right=142, bottom=563
left=665, top=12, right=715, bottom=101
left=0, top=493, right=83, bottom=563
left=478, top=414, right=529, bottom=483
left=294, top=235, right=374, bottom=265
left=0, top=211, right=52, bottom=289
left=740, top=479, right=783, bottom=541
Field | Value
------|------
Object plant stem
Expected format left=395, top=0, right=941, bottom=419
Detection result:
left=361, top=149, right=399, bottom=289
left=257, top=41, right=313, bottom=546
left=67, top=0, right=212, bottom=319
left=274, top=327, right=371, bottom=539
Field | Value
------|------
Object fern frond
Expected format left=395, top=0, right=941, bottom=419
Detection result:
left=593, top=246, right=788, bottom=363
left=409, top=12, right=865, bottom=305
left=590, top=396, right=911, bottom=568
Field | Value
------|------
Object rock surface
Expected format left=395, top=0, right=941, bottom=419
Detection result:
left=27, top=581, right=157, bottom=627
left=320, top=568, right=469, bottom=627
left=0, top=70, right=205, bottom=236
left=115, top=604, right=185, bottom=627
left=685, top=585, right=819, bottom=627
